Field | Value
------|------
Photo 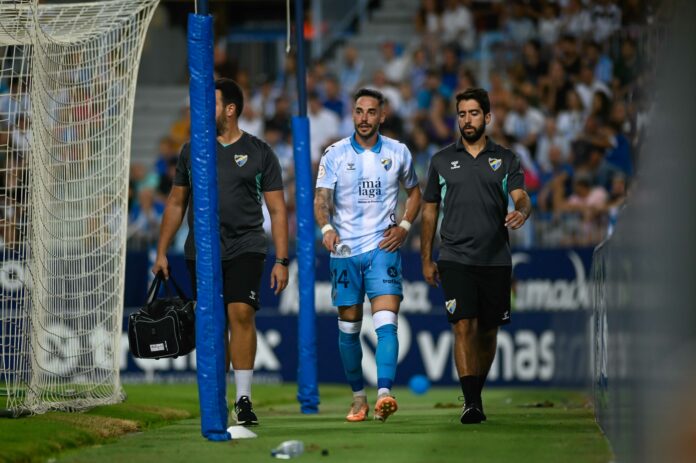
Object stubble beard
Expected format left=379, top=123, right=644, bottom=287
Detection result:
left=355, top=124, right=379, bottom=142
left=460, top=122, right=486, bottom=143
left=216, top=114, right=228, bottom=136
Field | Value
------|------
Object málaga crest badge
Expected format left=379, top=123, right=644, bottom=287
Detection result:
left=235, top=154, right=248, bottom=167
left=488, top=158, right=502, bottom=171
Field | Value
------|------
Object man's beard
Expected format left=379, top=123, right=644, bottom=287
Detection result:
left=460, top=122, right=486, bottom=143
left=216, top=114, right=227, bottom=136
left=354, top=123, right=378, bottom=141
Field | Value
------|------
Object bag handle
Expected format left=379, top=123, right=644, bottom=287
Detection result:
left=145, top=273, right=164, bottom=305
left=164, top=271, right=189, bottom=301
left=147, top=270, right=190, bottom=304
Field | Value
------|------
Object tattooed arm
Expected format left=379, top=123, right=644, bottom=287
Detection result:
left=314, top=187, right=339, bottom=252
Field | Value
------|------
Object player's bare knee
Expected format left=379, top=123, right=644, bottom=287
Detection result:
left=228, top=311, right=256, bottom=330
left=452, top=318, right=478, bottom=338
left=338, top=304, right=363, bottom=322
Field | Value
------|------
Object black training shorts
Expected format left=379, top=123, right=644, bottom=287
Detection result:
left=438, top=260, right=512, bottom=327
left=187, top=253, right=266, bottom=310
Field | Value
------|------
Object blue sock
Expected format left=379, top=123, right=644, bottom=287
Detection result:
left=338, top=329, right=364, bottom=392
left=376, top=324, right=398, bottom=390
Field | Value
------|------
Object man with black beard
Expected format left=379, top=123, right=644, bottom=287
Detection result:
left=420, top=88, right=531, bottom=424
left=153, top=78, right=289, bottom=426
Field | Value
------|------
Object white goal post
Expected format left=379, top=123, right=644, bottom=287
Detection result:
left=1, top=0, right=159, bottom=415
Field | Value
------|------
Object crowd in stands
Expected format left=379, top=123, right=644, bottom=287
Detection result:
left=2, top=0, right=656, bottom=254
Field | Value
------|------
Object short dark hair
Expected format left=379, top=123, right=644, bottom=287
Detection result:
left=353, top=88, right=385, bottom=107
left=214, top=78, right=244, bottom=118
left=455, top=88, right=490, bottom=115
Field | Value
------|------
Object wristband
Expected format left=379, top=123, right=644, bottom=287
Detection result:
left=321, top=224, right=334, bottom=235
left=398, top=220, right=412, bottom=233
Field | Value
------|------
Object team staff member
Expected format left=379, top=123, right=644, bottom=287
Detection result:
left=315, top=88, right=421, bottom=423
left=421, top=88, right=531, bottom=424
left=152, top=78, right=289, bottom=426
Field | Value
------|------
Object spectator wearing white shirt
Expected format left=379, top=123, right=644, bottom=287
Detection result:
left=381, top=42, right=410, bottom=85
left=504, top=93, right=545, bottom=151
left=441, top=0, right=476, bottom=54
left=415, top=0, right=441, bottom=36
left=238, top=94, right=264, bottom=138
left=575, top=64, right=611, bottom=116
left=9, top=113, right=31, bottom=155
left=368, top=70, right=403, bottom=114
left=536, top=117, right=571, bottom=173
left=561, top=0, right=592, bottom=38
left=307, top=91, right=340, bottom=164
left=249, top=76, right=281, bottom=121
left=556, top=89, right=586, bottom=145
left=590, top=0, right=622, bottom=43
left=538, top=2, right=562, bottom=46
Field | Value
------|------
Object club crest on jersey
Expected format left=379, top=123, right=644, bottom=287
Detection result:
left=489, top=158, right=502, bottom=171
left=445, top=299, right=457, bottom=314
left=381, top=158, right=393, bottom=171
left=235, top=154, right=248, bottom=167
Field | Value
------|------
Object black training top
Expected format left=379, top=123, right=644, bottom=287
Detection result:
left=174, top=132, right=284, bottom=260
left=423, top=137, right=525, bottom=266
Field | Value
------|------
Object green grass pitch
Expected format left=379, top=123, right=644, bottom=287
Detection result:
left=0, top=384, right=612, bottom=463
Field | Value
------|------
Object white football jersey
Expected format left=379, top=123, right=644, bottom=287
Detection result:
left=316, top=133, right=419, bottom=257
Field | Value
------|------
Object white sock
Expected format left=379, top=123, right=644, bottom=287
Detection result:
left=233, top=369, right=253, bottom=402
left=352, top=389, right=366, bottom=398
left=378, top=387, right=391, bottom=397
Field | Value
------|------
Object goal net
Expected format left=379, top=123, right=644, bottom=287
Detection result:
left=0, top=0, right=158, bottom=415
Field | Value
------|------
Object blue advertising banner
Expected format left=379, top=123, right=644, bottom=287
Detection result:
left=1, top=249, right=593, bottom=387
left=119, top=311, right=590, bottom=387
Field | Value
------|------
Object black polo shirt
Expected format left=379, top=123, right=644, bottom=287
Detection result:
left=423, top=137, right=525, bottom=266
left=174, top=132, right=284, bottom=260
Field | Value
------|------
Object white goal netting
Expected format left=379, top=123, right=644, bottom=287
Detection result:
left=1, top=0, right=158, bottom=415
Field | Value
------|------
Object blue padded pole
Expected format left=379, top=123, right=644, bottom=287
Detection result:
left=293, top=0, right=319, bottom=413
left=293, top=116, right=318, bottom=413
left=187, top=12, right=230, bottom=441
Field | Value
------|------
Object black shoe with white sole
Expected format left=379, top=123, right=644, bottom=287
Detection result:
left=234, top=396, right=259, bottom=426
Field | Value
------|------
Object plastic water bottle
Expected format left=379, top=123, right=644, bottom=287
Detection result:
left=334, top=242, right=351, bottom=256
left=271, top=440, right=304, bottom=459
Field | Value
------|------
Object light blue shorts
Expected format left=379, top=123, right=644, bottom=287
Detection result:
left=329, top=248, right=403, bottom=307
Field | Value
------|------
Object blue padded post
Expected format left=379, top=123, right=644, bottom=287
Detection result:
left=187, top=12, right=230, bottom=441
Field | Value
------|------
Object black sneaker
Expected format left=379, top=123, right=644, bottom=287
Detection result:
left=234, top=396, right=258, bottom=426
left=459, top=396, right=486, bottom=422
left=460, top=403, right=485, bottom=424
